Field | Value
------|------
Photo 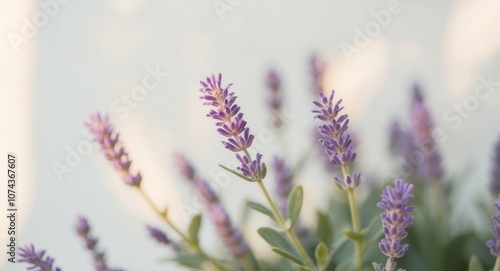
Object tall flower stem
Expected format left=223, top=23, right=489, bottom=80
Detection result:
left=342, top=165, right=363, bottom=270
left=135, top=187, right=227, bottom=271
left=256, top=179, right=315, bottom=270
left=494, top=256, right=500, bottom=271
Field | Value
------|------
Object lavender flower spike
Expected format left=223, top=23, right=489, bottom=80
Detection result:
left=86, top=112, right=142, bottom=187
left=490, top=138, right=500, bottom=195
left=199, top=74, right=264, bottom=180
left=487, top=195, right=500, bottom=256
left=312, top=90, right=360, bottom=189
left=176, top=153, right=249, bottom=257
left=377, top=180, right=415, bottom=271
left=19, top=244, right=62, bottom=271
left=146, top=225, right=180, bottom=251
left=265, top=69, right=284, bottom=130
left=75, top=216, right=124, bottom=271
left=272, top=156, right=294, bottom=216
left=411, top=99, right=444, bottom=182
left=309, top=53, right=327, bottom=93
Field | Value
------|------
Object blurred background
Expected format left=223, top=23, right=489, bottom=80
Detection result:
left=1, top=0, right=500, bottom=270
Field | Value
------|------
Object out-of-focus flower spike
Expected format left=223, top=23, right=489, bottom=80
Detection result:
left=19, top=244, right=62, bottom=271
left=86, top=112, right=142, bottom=187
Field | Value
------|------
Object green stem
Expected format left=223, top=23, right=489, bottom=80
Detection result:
left=341, top=165, right=363, bottom=271
left=136, top=187, right=227, bottom=271
left=494, top=256, right=500, bottom=271
left=257, top=180, right=315, bottom=270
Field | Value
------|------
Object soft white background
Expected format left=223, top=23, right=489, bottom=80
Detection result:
left=1, top=0, right=500, bottom=270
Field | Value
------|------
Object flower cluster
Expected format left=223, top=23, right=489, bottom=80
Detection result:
left=86, top=113, right=142, bottom=187
left=199, top=74, right=264, bottom=180
left=175, top=153, right=249, bottom=257
left=75, top=216, right=124, bottom=271
left=312, top=90, right=360, bottom=189
left=491, top=139, right=500, bottom=195
left=19, top=245, right=62, bottom=271
left=377, top=180, right=414, bottom=270
left=487, top=195, right=500, bottom=256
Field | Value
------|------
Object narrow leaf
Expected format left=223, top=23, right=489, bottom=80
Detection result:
left=173, top=254, right=205, bottom=268
left=316, top=211, right=334, bottom=245
left=343, top=229, right=364, bottom=241
left=188, top=214, right=202, bottom=244
left=372, top=262, right=382, bottom=271
left=271, top=247, right=303, bottom=265
left=246, top=201, right=275, bottom=221
left=257, top=227, right=297, bottom=257
left=219, top=164, right=256, bottom=182
left=314, top=242, right=329, bottom=268
left=468, top=255, right=484, bottom=271
left=287, top=185, right=304, bottom=228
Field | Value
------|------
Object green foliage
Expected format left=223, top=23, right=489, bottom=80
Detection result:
left=287, top=185, right=304, bottom=228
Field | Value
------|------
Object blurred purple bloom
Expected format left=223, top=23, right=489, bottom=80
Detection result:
left=412, top=83, right=424, bottom=105
left=86, top=113, right=142, bottom=187
left=487, top=195, right=500, bottom=256
left=411, top=102, right=444, bottom=181
left=75, top=216, right=124, bottom=271
left=176, top=153, right=249, bottom=257
left=272, top=157, right=294, bottom=216
left=490, top=139, right=500, bottom=194
left=19, top=245, right=62, bottom=271
left=312, top=91, right=360, bottom=189
left=199, top=74, right=264, bottom=181
left=377, top=180, right=414, bottom=262
left=309, top=53, right=327, bottom=93
left=174, top=152, right=196, bottom=181
left=146, top=225, right=179, bottom=251
left=265, top=69, right=285, bottom=130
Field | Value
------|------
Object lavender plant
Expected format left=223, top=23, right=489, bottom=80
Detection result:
left=20, top=60, right=499, bottom=271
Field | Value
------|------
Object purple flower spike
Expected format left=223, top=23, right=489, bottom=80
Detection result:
left=312, top=91, right=360, bottom=189
left=86, top=113, right=142, bottom=187
left=19, top=245, right=62, bottom=271
left=377, top=180, right=414, bottom=270
left=490, top=139, right=500, bottom=194
left=411, top=102, right=444, bottom=181
left=487, top=195, right=500, bottom=256
left=176, top=153, right=249, bottom=257
left=146, top=225, right=180, bottom=251
left=199, top=74, right=264, bottom=181
left=272, top=157, right=294, bottom=216
left=265, top=69, right=285, bottom=129
left=75, top=216, right=124, bottom=271
left=309, top=53, right=327, bottom=93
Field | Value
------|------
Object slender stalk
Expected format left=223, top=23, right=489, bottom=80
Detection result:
left=341, top=165, right=363, bottom=271
left=135, top=187, right=227, bottom=271
left=494, top=256, right=500, bottom=271
left=257, top=180, right=315, bottom=270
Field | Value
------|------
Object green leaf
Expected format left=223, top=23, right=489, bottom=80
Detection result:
left=316, top=211, right=334, bottom=245
left=219, top=164, right=256, bottom=182
left=271, top=247, right=303, bottom=265
left=314, top=242, right=329, bottom=268
left=188, top=214, right=202, bottom=244
left=259, top=162, right=267, bottom=179
left=343, top=229, right=365, bottom=241
left=468, top=255, right=484, bottom=271
left=246, top=201, right=275, bottom=221
left=257, top=227, right=297, bottom=256
left=372, top=262, right=382, bottom=271
left=173, top=254, right=205, bottom=268
left=287, top=185, right=304, bottom=228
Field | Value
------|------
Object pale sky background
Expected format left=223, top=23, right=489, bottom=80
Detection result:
left=1, top=0, right=500, bottom=270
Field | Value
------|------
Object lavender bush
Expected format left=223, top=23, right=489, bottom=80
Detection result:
left=21, top=59, right=498, bottom=271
